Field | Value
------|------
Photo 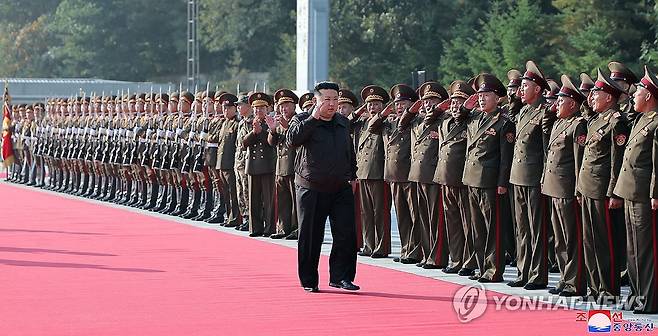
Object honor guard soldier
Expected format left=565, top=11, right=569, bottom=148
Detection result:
left=242, top=92, right=277, bottom=237
left=356, top=85, right=392, bottom=258
left=577, top=68, right=630, bottom=303
left=542, top=75, right=588, bottom=297
left=370, top=84, right=421, bottom=264
left=613, top=65, right=658, bottom=314
left=508, top=60, right=555, bottom=290
left=463, top=73, right=514, bottom=283
left=402, top=81, right=450, bottom=269
left=433, top=80, right=478, bottom=275
left=267, top=89, right=299, bottom=239
left=202, top=90, right=224, bottom=222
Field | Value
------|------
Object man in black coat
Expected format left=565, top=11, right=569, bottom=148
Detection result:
left=286, top=81, right=360, bottom=292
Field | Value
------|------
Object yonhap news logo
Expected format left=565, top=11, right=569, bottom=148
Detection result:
left=452, top=283, right=650, bottom=324
left=452, top=283, right=488, bottom=323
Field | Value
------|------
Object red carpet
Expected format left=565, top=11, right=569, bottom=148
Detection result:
left=0, top=182, right=587, bottom=335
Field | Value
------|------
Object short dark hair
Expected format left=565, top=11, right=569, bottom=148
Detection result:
left=314, top=81, right=340, bottom=95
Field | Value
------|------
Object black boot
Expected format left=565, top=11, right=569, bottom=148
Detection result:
left=182, top=187, right=201, bottom=219
left=144, top=182, right=159, bottom=210
left=171, top=186, right=189, bottom=216
left=153, top=185, right=169, bottom=212
left=163, top=185, right=179, bottom=214
left=84, top=174, right=96, bottom=197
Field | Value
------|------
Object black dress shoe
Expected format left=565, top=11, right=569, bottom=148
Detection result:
left=205, top=216, right=225, bottom=224
left=442, top=266, right=460, bottom=274
left=478, top=277, right=503, bottom=283
left=270, top=233, right=286, bottom=239
left=400, top=258, right=420, bottom=264
left=559, top=290, right=582, bottom=297
left=415, top=262, right=426, bottom=268
left=248, top=233, right=262, bottom=237
left=422, top=264, right=441, bottom=269
left=548, top=287, right=562, bottom=295
left=393, top=257, right=401, bottom=262
left=238, top=225, right=249, bottom=232
left=303, top=286, right=319, bottom=293
left=329, top=280, right=360, bottom=291
left=524, top=283, right=547, bottom=290
left=370, top=253, right=387, bottom=259
left=284, top=232, right=298, bottom=240
left=458, top=268, right=475, bottom=276
left=357, top=251, right=371, bottom=257
left=507, top=280, right=526, bottom=287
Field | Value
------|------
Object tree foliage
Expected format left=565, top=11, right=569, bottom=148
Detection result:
left=0, top=0, right=655, bottom=91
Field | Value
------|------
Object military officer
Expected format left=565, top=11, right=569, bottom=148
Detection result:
left=371, top=84, right=421, bottom=264
left=613, top=65, right=658, bottom=314
left=607, top=62, right=638, bottom=285
left=298, top=92, right=315, bottom=113
left=506, top=69, right=523, bottom=122
left=508, top=60, right=554, bottom=290
left=577, top=68, right=629, bottom=303
left=356, top=85, right=392, bottom=258
left=609, top=61, right=639, bottom=122
left=579, top=73, right=596, bottom=121
left=267, top=89, right=299, bottom=239
left=242, top=92, right=277, bottom=237
left=337, top=89, right=364, bottom=250
left=433, top=80, right=478, bottom=275
left=463, top=73, right=515, bottom=283
left=207, top=92, right=241, bottom=227
left=234, top=93, right=252, bottom=231
left=403, top=81, right=450, bottom=269
left=542, top=75, right=588, bottom=297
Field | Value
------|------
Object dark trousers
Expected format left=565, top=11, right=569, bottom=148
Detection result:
left=297, top=184, right=357, bottom=288
left=275, top=175, right=297, bottom=235
left=512, top=185, right=549, bottom=285
left=468, top=187, right=506, bottom=281
left=623, top=200, right=658, bottom=313
left=582, top=197, right=620, bottom=297
left=550, top=197, right=586, bottom=294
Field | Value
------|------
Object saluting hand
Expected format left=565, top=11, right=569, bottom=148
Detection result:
left=409, top=100, right=423, bottom=114
left=463, top=94, right=478, bottom=110
left=381, top=102, right=394, bottom=117
left=354, top=104, right=367, bottom=117
left=437, top=99, right=451, bottom=112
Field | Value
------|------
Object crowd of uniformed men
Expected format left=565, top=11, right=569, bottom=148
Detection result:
left=3, top=59, right=658, bottom=313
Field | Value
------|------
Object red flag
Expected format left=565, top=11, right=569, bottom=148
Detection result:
left=2, top=86, right=15, bottom=167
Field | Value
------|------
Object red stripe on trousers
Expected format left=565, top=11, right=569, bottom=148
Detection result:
left=542, top=196, right=548, bottom=273
left=495, top=193, right=501, bottom=279
left=573, top=199, right=583, bottom=293
left=651, top=210, right=658, bottom=298
left=604, top=199, right=616, bottom=291
left=435, top=187, right=445, bottom=264
left=383, top=182, right=391, bottom=254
